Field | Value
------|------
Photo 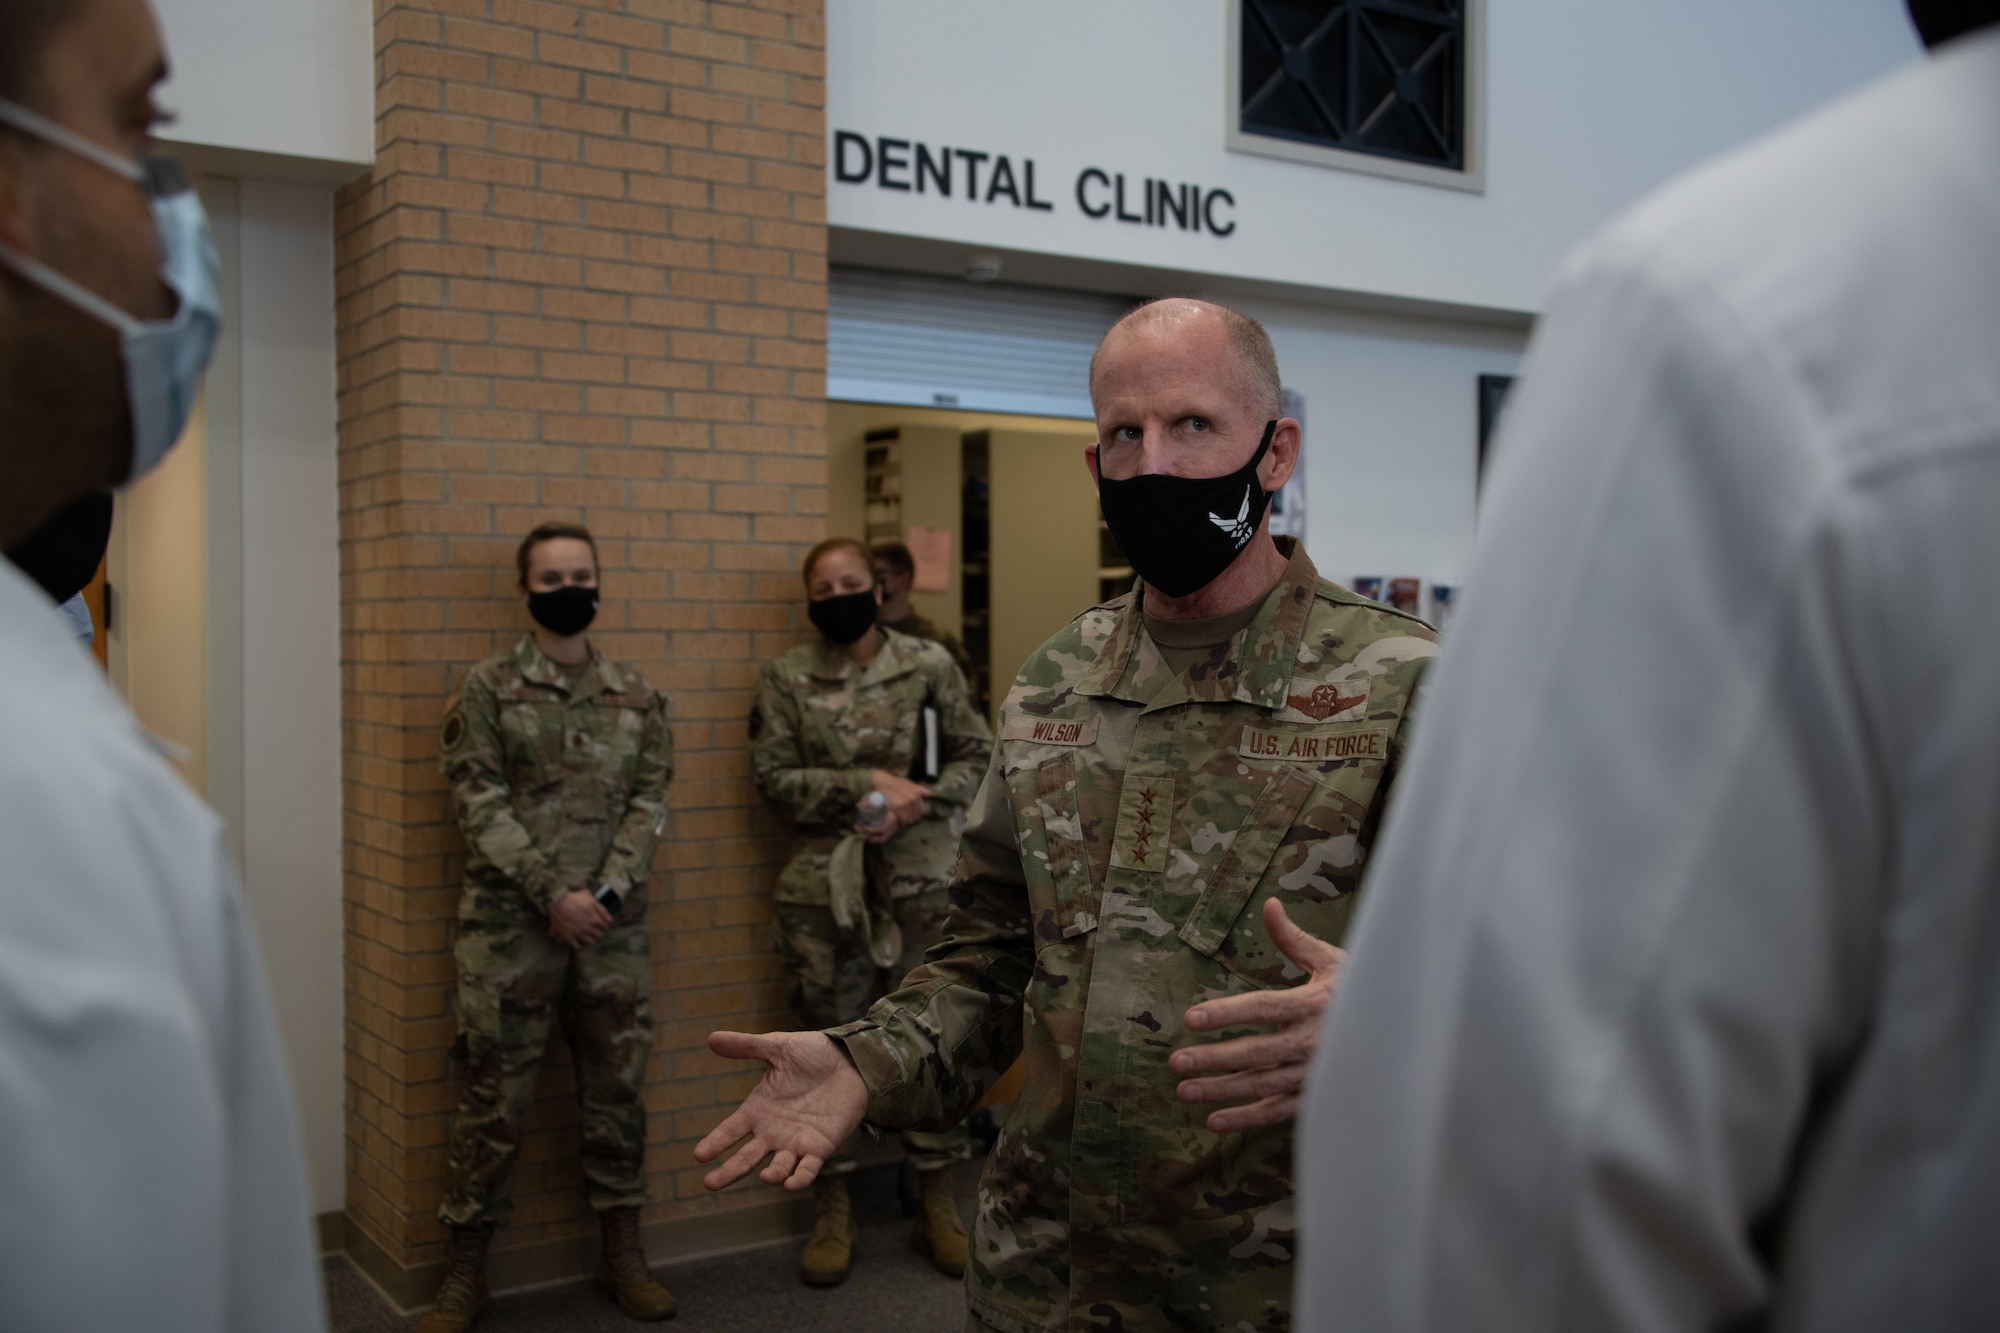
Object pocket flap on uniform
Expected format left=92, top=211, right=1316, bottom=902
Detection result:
left=598, top=691, right=654, bottom=710
left=1008, top=753, right=1104, bottom=945
left=1178, top=766, right=1320, bottom=958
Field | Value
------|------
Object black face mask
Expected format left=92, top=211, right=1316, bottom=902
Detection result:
left=808, top=588, right=878, bottom=645
left=1097, top=419, right=1276, bottom=599
left=527, top=584, right=598, bottom=637
left=7, top=490, right=114, bottom=603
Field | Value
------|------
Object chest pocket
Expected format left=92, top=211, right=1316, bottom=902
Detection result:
left=802, top=681, right=918, bottom=775
left=1179, top=766, right=1361, bottom=988
left=496, top=689, right=564, bottom=782
left=1008, top=753, right=1109, bottom=948
left=592, top=692, right=651, bottom=788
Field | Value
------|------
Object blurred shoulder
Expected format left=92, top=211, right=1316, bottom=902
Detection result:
left=760, top=641, right=819, bottom=690
left=1007, top=590, right=1131, bottom=710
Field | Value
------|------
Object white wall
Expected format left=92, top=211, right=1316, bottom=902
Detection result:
left=102, top=179, right=346, bottom=1214
left=107, top=396, right=210, bottom=793
left=1236, top=298, right=1525, bottom=589
left=151, top=0, right=373, bottom=181
left=152, top=182, right=344, bottom=1214
left=235, top=182, right=346, bottom=1213
left=827, top=0, right=1919, bottom=315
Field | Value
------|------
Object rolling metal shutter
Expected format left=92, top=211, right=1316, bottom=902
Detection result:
left=827, top=265, right=1133, bottom=418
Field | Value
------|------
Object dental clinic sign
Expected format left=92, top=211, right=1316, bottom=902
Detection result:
left=832, top=130, right=1238, bottom=238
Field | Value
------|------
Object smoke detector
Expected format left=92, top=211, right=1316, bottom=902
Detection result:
left=963, top=253, right=1004, bottom=283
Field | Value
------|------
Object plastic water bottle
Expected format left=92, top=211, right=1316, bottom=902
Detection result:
left=858, top=790, right=890, bottom=830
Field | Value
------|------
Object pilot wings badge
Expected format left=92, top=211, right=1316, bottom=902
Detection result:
left=1287, top=680, right=1371, bottom=722
left=1209, top=485, right=1256, bottom=547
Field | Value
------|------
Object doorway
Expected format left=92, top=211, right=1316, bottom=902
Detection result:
left=827, top=402, right=1108, bottom=717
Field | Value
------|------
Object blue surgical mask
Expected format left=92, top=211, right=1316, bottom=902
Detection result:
left=0, top=98, right=221, bottom=483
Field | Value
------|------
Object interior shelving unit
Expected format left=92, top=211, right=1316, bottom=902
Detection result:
left=959, top=434, right=993, bottom=714
left=862, top=427, right=904, bottom=546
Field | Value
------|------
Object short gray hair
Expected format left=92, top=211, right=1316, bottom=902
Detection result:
left=1089, top=298, right=1284, bottom=420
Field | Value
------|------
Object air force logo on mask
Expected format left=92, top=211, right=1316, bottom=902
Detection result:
left=1209, top=485, right=1256, bottom=547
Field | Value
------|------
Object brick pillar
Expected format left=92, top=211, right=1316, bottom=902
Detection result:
left=334, top=0, right=826, bottom=1304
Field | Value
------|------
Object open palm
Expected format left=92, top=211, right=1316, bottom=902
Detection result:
left=694, top=1030, right=870, bottom=1192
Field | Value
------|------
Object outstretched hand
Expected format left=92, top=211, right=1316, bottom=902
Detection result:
left=693, top=1031, right=870, bottom=1192
left=1170, top=898, right=1346, bottom=1133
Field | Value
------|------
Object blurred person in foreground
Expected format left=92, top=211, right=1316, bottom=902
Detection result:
left=872, top=539, right=976, bottom=681
left=749, top=536, right=992, bottom=1286
left=0, top=0, right=325, bottom=1328
left=700, top=299, right=1437, bottom=1332
left=1299, top=4, right=2000, bottom=1330
left=421, top=522, right=676, bottom=1331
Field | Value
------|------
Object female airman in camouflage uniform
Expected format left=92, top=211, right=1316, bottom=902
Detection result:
left=750, top=536, right=993, bottom=1286
left=420, top=523, right=675, bottom=1333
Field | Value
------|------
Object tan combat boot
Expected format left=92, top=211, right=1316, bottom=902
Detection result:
left=910, top=1166, right=968, bottom=1277
left=799, top=1175, right=856, bottom=1287
left=415, top=1225, right=491, bottom=1333
left=593, top=1206, right=676, bottom=1320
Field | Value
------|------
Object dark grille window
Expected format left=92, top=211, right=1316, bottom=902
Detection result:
left=1240, top=0, right=1467, bottom=173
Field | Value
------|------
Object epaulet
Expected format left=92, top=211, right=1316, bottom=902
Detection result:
left=1081, top=589, right=1134, bottom=621
left=891, top=630, right=951, bottom=666
left=466, top=651, right=521, bottom=689
left=600, top=657, right=657, bottom=698
left=1313, top=577, right=1438, bottom=635
left=764, top=641, right=816, bottom=677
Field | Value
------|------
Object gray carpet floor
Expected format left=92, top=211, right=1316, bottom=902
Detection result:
left=327, top=1158, right=979, bottom=1333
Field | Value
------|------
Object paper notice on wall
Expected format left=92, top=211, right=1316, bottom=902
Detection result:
left=907, top=525, right=952, bottom=592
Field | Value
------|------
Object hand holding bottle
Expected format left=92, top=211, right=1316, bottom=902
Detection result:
left=859, top=770, right=930, bottom=842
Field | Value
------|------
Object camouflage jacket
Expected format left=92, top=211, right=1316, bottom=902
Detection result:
left=882, top=610, right=975, bottom=682
left=751, top=628, right=992, bottom=905
left=832, top=540, right=1437, bottom=1333
left=441, top=636, right=673, bottom=917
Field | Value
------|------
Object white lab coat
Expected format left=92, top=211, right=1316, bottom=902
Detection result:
left=0, top=560, right=326, bottom=1330
left=1300, top=29, right=2000, bottom=1333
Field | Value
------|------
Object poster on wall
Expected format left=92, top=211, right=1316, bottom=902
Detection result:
left=1269, top=388, right=1307, bottom=538
left=1429, top=583, right=1458, bottom=633
left=1477, top=374, right=1516, bottom=488
left=906, top=525, right=953, bottom=593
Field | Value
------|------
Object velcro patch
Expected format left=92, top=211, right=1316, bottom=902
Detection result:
left=1239, top=727, right=1388, bottom=764
left=1001, top=714, right=1100, bottom=748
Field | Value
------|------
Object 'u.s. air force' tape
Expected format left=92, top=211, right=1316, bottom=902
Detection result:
left=1238, top=726, right=1387, bottom=763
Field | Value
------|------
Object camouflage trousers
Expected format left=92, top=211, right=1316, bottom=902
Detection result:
left=438, top=900, right=654, bottom=1227
left=775, top=888, right=970, bottom=1175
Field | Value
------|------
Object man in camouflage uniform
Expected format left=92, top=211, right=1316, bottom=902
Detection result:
left=699, top=300, right=1437, bottom=1332
left=752, top=538, right=994, bottom=1284
left=422, top=522, right=676, bottom=1332
left=874, top=540, right=977, bottom=681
